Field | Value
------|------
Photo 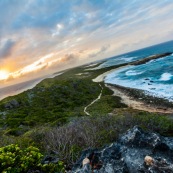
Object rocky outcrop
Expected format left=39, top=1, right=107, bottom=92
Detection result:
left=71, top=126, right=173, bottom=173
left=129, top=52, right=172, bottom=66
left=4, top=99, right=20, bottom=109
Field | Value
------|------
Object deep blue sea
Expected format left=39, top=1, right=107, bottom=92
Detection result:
left=103, top=40, right=173, bottom=101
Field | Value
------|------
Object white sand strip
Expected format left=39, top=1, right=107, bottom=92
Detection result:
left=92, top=65, right=130, bottom=83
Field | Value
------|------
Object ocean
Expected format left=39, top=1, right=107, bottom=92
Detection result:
left=103, top=40, right=173, bottom=101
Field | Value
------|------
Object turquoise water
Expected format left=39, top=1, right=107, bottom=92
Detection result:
left=95, top=40, right=173, bottom=69
left=104, top=40, right=173, bottom=101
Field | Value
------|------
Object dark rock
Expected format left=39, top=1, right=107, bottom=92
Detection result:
left=42, top=155, right=59, bottom=164
left=129, top=52, right=172, bottom=66
left=150, top=88, right=156, bottom=90
left=4, top=99, right=20, bottom=109
left=71, top=126, right=173, bottom=173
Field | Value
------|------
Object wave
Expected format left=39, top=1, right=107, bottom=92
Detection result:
left=125, top=70, right=144, bottom=76
left=159, top=73, right=173, bottom=81
left=105, top=74, right=173, bottom=101
left=87, top=56, right=137, bottom=70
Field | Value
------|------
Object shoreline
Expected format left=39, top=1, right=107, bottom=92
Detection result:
left=92, top=52, right=172, bottom=83
left=94, top=67, right=173, bottom=113
left=106, top=84, right=173, bottom=114
left=0, top=72, right=63, bottom=101
left=92, top=53, right=173, bottom=114
left=92, top=65, right=130, bottom=82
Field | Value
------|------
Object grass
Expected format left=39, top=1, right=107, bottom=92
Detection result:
left=16, top=112, right=173, bottom=167
left=88, top=95, right=127, bottom=116
left=0, top=62, right=129, bottom=136
left=0, top=56, right=173, bottom=169
left=0, top=78, right=101, bottom=131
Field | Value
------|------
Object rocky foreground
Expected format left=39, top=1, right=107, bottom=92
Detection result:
left=71, top=126, right=173, bottom=173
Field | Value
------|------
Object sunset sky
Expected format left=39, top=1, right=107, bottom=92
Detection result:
left=0, top=0, right=173, bottom=86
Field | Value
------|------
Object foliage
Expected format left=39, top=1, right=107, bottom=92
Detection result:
left=88, top=95, right=127, bottom=115
left=0, top=78, right=101, bottom=134
left=0, top=62, right=173, bottom=170
left=26, top=111, right=173, bottom=167
left=0, top=144, right=65, bottom=173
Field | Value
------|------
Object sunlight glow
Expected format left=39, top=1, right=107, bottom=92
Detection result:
left=0, top=70, right=9, bottom=80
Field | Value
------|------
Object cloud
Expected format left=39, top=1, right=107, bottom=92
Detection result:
left=1, top=0, right=173, bottom=86
left=88, top=44, right=110, bottom=58
left=0, top=39, right=15, bottom=59
left=62, top=53, right=77, bottom=62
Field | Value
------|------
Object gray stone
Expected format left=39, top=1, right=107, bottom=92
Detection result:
left=71, top=126, right=173, bottom=173
left=4, top=99, right=20, bottom=109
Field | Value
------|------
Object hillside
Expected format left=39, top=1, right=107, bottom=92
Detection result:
left=0, top=53, right=173, bottom=172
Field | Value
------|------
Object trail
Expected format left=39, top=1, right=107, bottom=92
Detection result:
left=84, top=84, right=103, bottom=116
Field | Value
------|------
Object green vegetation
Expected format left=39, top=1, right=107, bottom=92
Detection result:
left=88, top=95, right=127, bottom=116
left=0, top=63, right=128, bottom=136
left=0, top=60, right=173, bottom=170
left=0, top=78, right=101, bottom=132
left=21, top=112, right=173, bottom=166
left=0, top=144, right=65, bottom=173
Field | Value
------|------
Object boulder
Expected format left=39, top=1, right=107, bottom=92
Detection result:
left=71, top=126, right=173, bottom=173
left=4, top=99, right=20, bottom=109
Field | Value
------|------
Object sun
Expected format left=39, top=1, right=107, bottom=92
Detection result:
left=0, top=70, right=9, bottom=80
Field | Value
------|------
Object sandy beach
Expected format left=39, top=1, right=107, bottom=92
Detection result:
left=92, top=66, right=173, bottom=114
left=106, top=84, right=173, bottom=114
left=92, top=65, right=130, bottom=82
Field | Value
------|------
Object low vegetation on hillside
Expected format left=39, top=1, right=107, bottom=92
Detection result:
left=0, top=60, right=173, bottom=171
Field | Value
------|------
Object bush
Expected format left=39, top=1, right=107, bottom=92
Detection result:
left=0, top=144, right=65, bottom=173
left=30, top=112, right=173, bottom=168
left=1, top=111, right=173, bottom=170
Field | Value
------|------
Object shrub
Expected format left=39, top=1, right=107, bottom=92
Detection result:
left=31, top=112, right=173, bottom=168
left=0, top=144, right=65, bottom=173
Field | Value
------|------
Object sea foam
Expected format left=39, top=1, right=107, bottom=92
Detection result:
left=125, top=70, right=144, bottom=76
left=159, top=73, right=172, bottom=81
left=105, top=71, right=173, bottom=101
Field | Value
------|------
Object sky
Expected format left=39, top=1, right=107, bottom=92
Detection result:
left=0, top=0, right=173, bottom=86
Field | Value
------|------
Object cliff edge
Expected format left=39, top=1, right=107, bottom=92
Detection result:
left=71, top=126, right=173, bottom=173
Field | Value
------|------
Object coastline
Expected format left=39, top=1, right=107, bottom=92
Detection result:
left=0, top=72, right=63, bottom=101
left=93, top=70, right=173, bottom=113
left=106, top=84, right=173, bottom=114
left=92, top=52, right=172, bottom=83
left=92, top=53, right=173, bottom=114
left=92, top=65, right=130, bottom=82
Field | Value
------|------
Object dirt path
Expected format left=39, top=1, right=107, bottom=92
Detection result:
left=84, top=84, right=103, bottom=116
